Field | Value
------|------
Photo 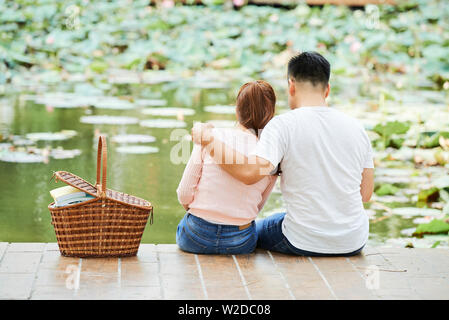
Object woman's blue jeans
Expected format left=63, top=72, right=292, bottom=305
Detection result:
left=176, top=213, right=257, bottom=255
left=256, top=213, right=365, bottom=256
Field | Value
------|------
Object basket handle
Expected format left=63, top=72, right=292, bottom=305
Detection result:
left=96, top=135, right=107, bottom=197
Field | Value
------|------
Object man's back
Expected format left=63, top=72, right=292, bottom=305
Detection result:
left=255, top=106, right=373, bottom=253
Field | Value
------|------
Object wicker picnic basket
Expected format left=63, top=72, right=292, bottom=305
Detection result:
left=48, top=135, right=153, bottom=258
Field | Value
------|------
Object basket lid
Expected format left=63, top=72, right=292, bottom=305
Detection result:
left=52, top=171, right=153, bottom=210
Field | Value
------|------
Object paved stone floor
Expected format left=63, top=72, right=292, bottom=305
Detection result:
left=0, top=243, right=448, bottom=300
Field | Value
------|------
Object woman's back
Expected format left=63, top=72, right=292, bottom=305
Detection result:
left=177, top=127, right=276, bottom=226
left=176, top=79, right=277, bottom=254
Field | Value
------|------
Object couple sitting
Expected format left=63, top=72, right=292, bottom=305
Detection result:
left=176, top=51, right=374, bottom=256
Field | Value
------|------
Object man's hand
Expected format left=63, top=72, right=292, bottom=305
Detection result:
left=191, top=122, right=214, bottom=146
left=190, top=122, right=274, bottom=185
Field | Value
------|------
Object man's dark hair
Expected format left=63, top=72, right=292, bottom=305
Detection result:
left=287, top=51, right=330, bottom=88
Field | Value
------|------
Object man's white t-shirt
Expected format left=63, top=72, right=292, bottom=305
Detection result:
left=255, top=106, right=374, bottom=254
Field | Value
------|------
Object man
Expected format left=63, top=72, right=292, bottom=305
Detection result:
left=192, top=51, right=374, bottom=256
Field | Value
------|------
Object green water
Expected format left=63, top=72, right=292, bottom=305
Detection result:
left=0, top=83, right=284, bottom=243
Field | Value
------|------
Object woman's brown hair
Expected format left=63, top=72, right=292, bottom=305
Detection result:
left=236, top=80, right=276, bottom=137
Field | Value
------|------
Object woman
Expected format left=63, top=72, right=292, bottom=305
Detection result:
left=176, top=80, right=277, bottom=254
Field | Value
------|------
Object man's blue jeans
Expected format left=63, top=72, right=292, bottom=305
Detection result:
left=176, top=213, right=257, bottom=254
left=256, top=213, right=364, bottom=256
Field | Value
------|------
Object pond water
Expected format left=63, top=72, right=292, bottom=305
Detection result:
left=1, top=75, right=448, bottom=248
left=0, top=80, right=275, bottom=244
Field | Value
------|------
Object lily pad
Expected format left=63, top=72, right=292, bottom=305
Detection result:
left=433, top=176, right=449, bottom=189
left=111, top=134, right=156, bottom=144
left=413, top=219, right=449, bottom=237
left=391, top=207, right=442, bottom=217
left=417, top=187, right=440, bottom=203
left=418, top=131, right=449, bottom=148
left=11, top=137, right=35, bottom=146
left=93, top=98, right=135, bottom=110
left=116, top=145, right=159, bottom=154
left=80, top=115, right=139, bottom=125
left=0, top=151, right=44, bottom=163
left=34, top=94, right=88, bottom=109
left=51, top=148, right=82, bottom=159
left=141, top=107, right=195, bottom=117
left=140, top=119, right=187, bottom=128
left=34, top=93, right=98, bottom=109
left=141, top=72, right=178, bottom=84
left=375, top=184, right=399, bottom=196
left=26, top=130, right=77, bottom=141
left=189, top=81, right=229, bottom=89
left=373, top=195, right=410, bottom=203
left=400, top=227, right=416, bottom=237
left=134, top=99, right=168, bottom=107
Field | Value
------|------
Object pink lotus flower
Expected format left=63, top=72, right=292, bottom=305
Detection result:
left=350, top=41, right=362, bottom=53
left=317, top=42, right=327, bottom=50
left=45, top=35, right=55, bottom=45
left=233, top=0, right=245, bottom=7
left=161, top=0, right=174, bottom=8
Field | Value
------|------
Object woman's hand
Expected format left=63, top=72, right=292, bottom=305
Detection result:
left=191, top=122, right=214, bottom=146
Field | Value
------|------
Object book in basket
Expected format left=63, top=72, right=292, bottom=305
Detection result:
left=50, top=186, right=95, bottom=207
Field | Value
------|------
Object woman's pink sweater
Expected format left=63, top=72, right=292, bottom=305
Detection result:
left=176, top=128, right=277, bottom=226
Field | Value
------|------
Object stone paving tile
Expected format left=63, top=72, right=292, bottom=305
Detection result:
left=81, top=257, right=119, bottom=274
left=44, top=243, right=60, bottom=251
left=309, top=257, right=378, bottom=300
left=73, top=285, right=162, bottom=300
left=39, top=250, right=79, bottom=271
left=407, top=276, right=449, bottom=300
left=235, top=252, right=293, bottom=300
left=349, top=249, right=420, bottom=299
left=0, top=243, right=8, bottom=260
left=268, top=253, right=335, bottom=300
left=120, top=261, right=159, bottom=287
left=382, top=248, right=449, bottom=276
left=197, top=254, right=249, bottom=299
left=156, top=244, right=178, bottom=252
left=158, top=249, right=205, bottom=299
left=1, top=243, right=448, bottom=300
left=30, top=286, right=77, bottom=300
left=373, top=248, right=449, bottom=300
left=163, top=286, right=205, bottom=300
left=120, top=244, right=158, bottom=263
left=7, top=243, right=46, bottom=252
left=158, top=252, right=199, bottom=275
left=79, top=258, right=120, bottom=290
left=0, top=273, right=34, bottom=299
left=0, top=251, right=42, bottom=274
left=109, top=286, right=162, bottom=300
left=34, top=268, right=71, bottom=287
